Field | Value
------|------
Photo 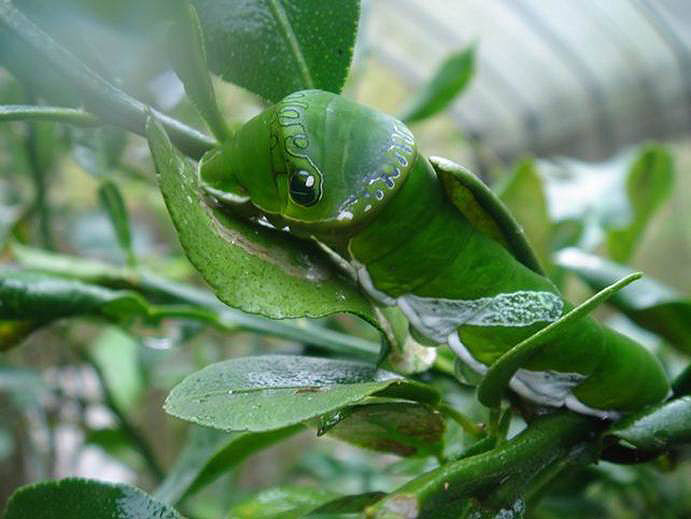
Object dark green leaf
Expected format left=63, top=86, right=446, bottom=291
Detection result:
left=146, top=116, right=378, bottom=324
left=0, top=269, right=151, bottom=349
left=322, top=402, right=444, bottom=457
left=10, top=244, right=380, bottom=359
left=555, top=248, right=691, bottom=354
left=98, top=180, right=135, bottom=266
left=227, top=485, right=339, bottom=519
left=164, top=355, right=439, bottom=432
left=3, top=478, right=184, bottom=519
left=155, top=424, right=301, bottom=504
left=168, top=1, right=229, bottom=141
left=606, top=146, right=674, bottom=262
left=606, top=396, right=691, bottom=451
left=191, top=0, right=360, bottom=102
left=401, top=46, right=475, bottom=123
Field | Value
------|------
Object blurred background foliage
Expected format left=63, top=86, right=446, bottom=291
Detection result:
left=0, top=0, right=690, bottom=517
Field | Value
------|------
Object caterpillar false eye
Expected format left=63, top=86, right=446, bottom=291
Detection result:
left=289, top=170, right=319, bottom=206
left=199, top=89, right=670, bottom=417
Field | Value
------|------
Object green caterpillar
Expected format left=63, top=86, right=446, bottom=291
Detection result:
left=199, top=89, right=669, bottom=418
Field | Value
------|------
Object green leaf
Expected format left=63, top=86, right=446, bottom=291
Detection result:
left=190, top=0, right=360, bottom=102
left=3, top=478, right=184, bottom=519
left=10, top=244, right=381, bottom=359
left=97, top=179, right=135, bottom=266
left=320, top=402, right=445, bottom=457
left=168, top=1, right=230, bottom=142
left=606, top=396, right=691, bottom=451
left=89, top=327, right=144, bottom=412
left=496, top=158, right=551, bottom=269
left=555, top=248, right=691, bottom=354
left=154, top=424, right=301, bottom=505
left=0, top=269, right=150, bottom=349
left=477, top=272, right=642, bottom=408
left=146, top=116, right=378, bottom=324
left=164, top=355, right=439, bottom=432
left=606, top=146, right=674, bottom=262
left=400, top=46, right=475, bottom=123
left=227, top=486, right=339, bottom=519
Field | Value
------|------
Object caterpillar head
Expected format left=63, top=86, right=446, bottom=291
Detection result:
left=199, top=90, right=416, bottom=240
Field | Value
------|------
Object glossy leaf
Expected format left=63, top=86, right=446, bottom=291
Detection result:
left=164, top=355, right=439, bottom=432
left=146, top=116, right=378, bottom=323
left=497, top=158, right=551, bottom=268
left=321, top=402, right=445, bottom=457
left=10, top=244, right=380, bottom=359
left=155, top=424, right=301, bottom=504
left=606, top=396, right=691, bottom=451
left=478, top=272, right=641, bottom=408
left=190, top=0, right=360, bottom=102
left=0, top=269, right=149, bottom=349
left=168, top=0, right=230, bottom=141
left=556, top=248, right=691, bottom=354
left=227, top=486, right=338, bottom=519
left=401, top=46, right=475, bottom=123
left=3, top=478, right=183, bottom=519
left=606, top=146, right=674, bottom=262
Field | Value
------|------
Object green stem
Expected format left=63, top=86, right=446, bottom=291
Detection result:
left=0, top=1, right=216, bottom=159
left=0, top=104, right=99, bottom=126
left=366, top=412, right=599, bottom=518
left=80, top=350, right=165, bottom=482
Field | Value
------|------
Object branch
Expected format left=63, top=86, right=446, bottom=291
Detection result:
left=0, top=104, right=100, bottom=126
left=365, top=412, right=600, bottom=518
left=0, top=0, right=216, bottom=159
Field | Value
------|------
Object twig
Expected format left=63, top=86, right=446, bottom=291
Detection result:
left=0, top=1, right=216, bottom=159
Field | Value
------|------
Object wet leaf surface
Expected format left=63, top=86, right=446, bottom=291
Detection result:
left=3, top=478, right=184, bottom=519
left=164, top=355, right=439, bottom=432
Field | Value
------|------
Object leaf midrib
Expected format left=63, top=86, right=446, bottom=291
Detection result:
left=268, top=0, right=315, bottom=88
